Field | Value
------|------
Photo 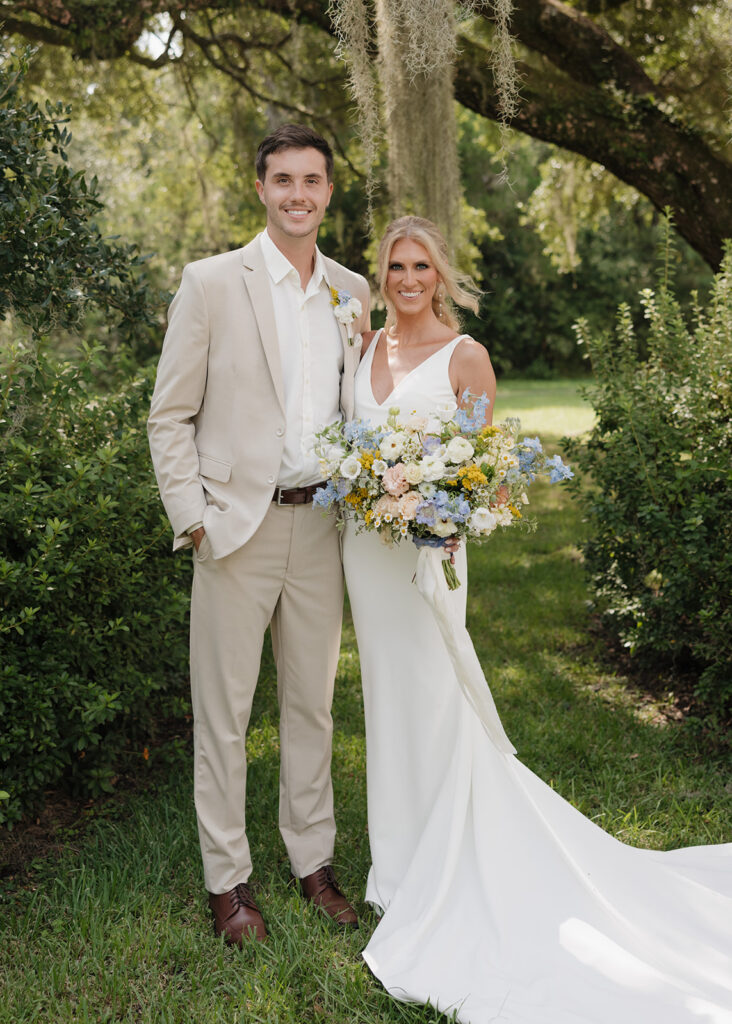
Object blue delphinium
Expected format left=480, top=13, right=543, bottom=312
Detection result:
left=313, top=480, right=337, bottom=509
left=454, top=390, right=490, bottom=432
left=518, top=437, right=543, bottom=482
left=336, top=477, right=353, bottom=498
left=343, top=418, right=384, bottom=449
left=545, top=454, right=574, bottom=483
left=422, top=434, right=442, bottom=455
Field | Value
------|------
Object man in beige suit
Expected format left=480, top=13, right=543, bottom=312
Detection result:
left=148, top=124, right=370, bottom=944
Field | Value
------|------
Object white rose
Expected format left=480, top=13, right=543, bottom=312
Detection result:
left=334, top=296, right=362, bottom=324
left=436, top=400, right=458, bottom=423
left=380, top=431, right=407, bottom=460
left=469, top=507, right=497, bottom=536
left=404, top=462, right=424, bottom=485
left=340, top=455, right=362, bottom=480
left=321, top=444, right=346, bottom=474
left=431, top=517, right=458, bottom=537
left=420, top=455, right=446, bottom=481
left=372, top=459, right=388, bottom=476
left=445, top=436, right=475, bottom=464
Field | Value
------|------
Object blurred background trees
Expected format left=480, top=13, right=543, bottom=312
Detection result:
left=2, top=0, right=728, bottom=372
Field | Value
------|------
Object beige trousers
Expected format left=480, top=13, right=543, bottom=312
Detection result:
left=189, top=502, right=343, bottom=894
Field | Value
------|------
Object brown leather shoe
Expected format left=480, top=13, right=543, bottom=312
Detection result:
left=298, top=865, right=358, bottom=927
left=208, top=883, right=267, bottom=944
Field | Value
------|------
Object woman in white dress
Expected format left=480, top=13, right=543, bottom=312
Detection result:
left=341, top=216, right=732, bottom=1023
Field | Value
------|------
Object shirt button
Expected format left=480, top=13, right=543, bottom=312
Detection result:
left=267, top=475, right=275, bottom=484
left=276, top=427, right=284, bottom=437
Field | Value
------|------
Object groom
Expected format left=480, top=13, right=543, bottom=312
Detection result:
left=148, top=124, right=370, bottom=944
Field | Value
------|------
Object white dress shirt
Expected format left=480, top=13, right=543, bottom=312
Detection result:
left=260, top=229, right=344, bottom=488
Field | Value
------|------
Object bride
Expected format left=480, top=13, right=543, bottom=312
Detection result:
left=341, top=215, right=732, bottom=1023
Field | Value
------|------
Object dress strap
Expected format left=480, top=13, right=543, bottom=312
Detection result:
left=359, top=327, right=383, bottom=370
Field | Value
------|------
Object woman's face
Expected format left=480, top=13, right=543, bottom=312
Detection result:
left=385, top=237, right=440, bottom=319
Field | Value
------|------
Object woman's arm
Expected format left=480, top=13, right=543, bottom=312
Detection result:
left=450, top=337, right=497, bottom=425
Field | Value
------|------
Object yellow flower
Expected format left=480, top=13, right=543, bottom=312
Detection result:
left=457, top=465, right=488, bottom=491
left=364, top=509, right=374, bottom=524
left=330, top=286, right=340, bottom=306
left=508, top=503, right=522, bottom=518
left=345, top=488, right=367, bottom=507
left=360, top=449, right=374, bottom=469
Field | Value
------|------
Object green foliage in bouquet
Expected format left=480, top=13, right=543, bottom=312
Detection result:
left=564, top=224, right=732, bottom=718
left=0, top=347, right=191, bottom=826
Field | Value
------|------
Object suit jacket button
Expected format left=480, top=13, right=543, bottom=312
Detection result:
left=267, top=475, right=275, bottom=484
left=276, top=427, right=284, bottom=437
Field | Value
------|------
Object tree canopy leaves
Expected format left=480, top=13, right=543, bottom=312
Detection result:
left=2, top=1, right=732, bottom=266
left=0, top=44, right=160, bottom=346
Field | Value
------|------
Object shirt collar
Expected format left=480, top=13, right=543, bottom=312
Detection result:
left=260, top=229, right=331, bottom=290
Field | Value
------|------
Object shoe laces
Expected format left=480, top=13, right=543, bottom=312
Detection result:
left=231, top=883, right=258, bottom=911
left=311, top=865, right=343, bottom=896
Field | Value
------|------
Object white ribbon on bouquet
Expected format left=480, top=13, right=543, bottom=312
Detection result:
left=415, top=546, right=517, bottom=756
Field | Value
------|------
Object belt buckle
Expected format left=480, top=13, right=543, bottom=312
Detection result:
left=276, top=487, right=288, bottom=506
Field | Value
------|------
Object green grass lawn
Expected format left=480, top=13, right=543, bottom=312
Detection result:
left=1, top=379, right=729, bottom=1023
left=494, top=376, right=596, bottom=441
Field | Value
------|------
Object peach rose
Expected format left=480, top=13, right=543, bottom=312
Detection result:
left=374, top=495, right=400, bottom=519
left=382, top=463, right=409, bottom=497
left=398, top=492, right=422, bottom=521
left=495, top=485, right=510, bottom=506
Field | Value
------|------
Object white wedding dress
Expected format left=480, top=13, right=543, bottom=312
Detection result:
left=341, top=330, right=732, bottom=1024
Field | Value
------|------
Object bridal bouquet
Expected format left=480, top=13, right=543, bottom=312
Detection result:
left=313, top=392, right=572, bottom=589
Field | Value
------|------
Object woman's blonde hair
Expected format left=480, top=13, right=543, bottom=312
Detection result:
left=377, top=216, right=481, bottom=332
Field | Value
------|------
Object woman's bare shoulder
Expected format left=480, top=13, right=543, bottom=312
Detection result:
left=454, top=335, right=493, bottom=368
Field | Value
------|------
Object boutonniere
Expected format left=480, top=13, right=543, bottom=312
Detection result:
left=331, top=287, right=362, bottom=344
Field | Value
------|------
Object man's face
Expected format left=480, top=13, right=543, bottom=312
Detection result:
left=255, top=146, right=333, bottom=244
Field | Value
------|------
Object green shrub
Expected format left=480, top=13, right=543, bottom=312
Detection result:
left=565, top=231, right=732, bottom=718
left=0, top=346, right=191, bottom=826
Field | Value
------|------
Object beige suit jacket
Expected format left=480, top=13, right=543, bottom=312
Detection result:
left=147, top=235, right=371, bottom=559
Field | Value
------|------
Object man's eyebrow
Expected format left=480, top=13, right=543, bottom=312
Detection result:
left=271, top=170, right=324, bottom=178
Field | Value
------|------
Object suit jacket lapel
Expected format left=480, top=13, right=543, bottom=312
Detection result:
left=327, top=261, right=363, bottom=422
left=241, top=238, right=285, bottom=413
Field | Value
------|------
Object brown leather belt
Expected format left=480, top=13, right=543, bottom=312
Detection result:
left=272, top=482, right=325, bottom=505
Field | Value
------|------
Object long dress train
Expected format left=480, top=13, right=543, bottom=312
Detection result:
left=342, top=330, right=732, bottom=1024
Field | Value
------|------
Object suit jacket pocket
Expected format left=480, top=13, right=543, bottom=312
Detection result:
left=198, top=453, right=232, bottom=483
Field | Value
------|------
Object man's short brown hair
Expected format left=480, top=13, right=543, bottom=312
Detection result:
left=255, top=124, right=334, bottom=183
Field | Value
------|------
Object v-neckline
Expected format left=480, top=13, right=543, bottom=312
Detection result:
left=368, top=329, right=465, bottom=407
